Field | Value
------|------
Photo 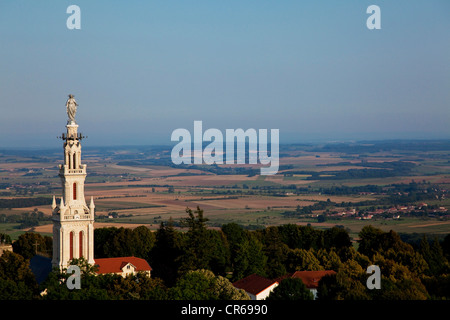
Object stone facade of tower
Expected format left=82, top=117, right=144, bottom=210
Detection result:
left=51, top=112, right=95, bottom=270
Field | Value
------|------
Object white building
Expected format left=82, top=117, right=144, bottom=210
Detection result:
left=50, top=95, right=152, bottom=276
left=51, top=111, right=95, bottom=270
left=95, top=256, right=152, bottom=277
left=233, top=274, right=278, bottom=300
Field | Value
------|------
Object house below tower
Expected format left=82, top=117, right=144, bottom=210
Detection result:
left=94, top=256, right=152, bottom=277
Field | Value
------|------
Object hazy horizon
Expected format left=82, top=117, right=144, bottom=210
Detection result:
left=1, top=1, right=449, bottom=148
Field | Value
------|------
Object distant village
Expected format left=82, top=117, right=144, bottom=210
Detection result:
left=326, top=202, right=449, bottom=221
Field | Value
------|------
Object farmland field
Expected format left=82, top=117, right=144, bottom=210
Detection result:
left=1, top=140, right=449, bottom=241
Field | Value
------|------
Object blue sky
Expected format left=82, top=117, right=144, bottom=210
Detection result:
left=0, top=0, right=449, bottom=148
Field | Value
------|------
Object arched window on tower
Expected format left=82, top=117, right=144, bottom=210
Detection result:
left=79, top=231, right=83, bottom=258
left=73, top=183, right=77, bottom=200
left=69, top=231, right=74, bottom=260
left=73, top=152, right=77, bottom=169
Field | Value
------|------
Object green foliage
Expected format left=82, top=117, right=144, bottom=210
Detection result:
left=223, top=223, right=267, bottom=281
left=169, top=269, right=249, bottom=300
left=324, top=227, right=352, bottom=250
left=420, top=235, right=449, bottom=276
left=0, top=197, right=50, bottom=209
left=358, top=225, right=385, bottom=257
left=12, top=232, right=52, bottom=259
left=0, top=251, right=39, bottom=299
left=149, top=218, right=183, bottom=286
left=5, top=205, right=448, bottom=300
left=316, top=248, right=343, bottom=271
left=177, top=207, right=209, bottom=271
left=94, top=225, right=155, bottom=259
left=442, top=234, right=450, bottom=261
left=369, top=277, right=429, bottom=300
left=41, top=266, right=169, bottom=300
left=421, top=274, right=450, bottom=299
left=177, top=207, right=227, bottom=275
left=317, top=260, right=370, bottom=300
left=206, top=229, right=231, bottom=275
left=258, top=226, right=289, bottom=278
left=287, top=248, right=323, bottom=272
left=0, top=232, right=12, bottom=244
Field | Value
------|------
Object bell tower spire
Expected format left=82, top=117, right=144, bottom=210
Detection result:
left=52, top=95, right=95, bottom=270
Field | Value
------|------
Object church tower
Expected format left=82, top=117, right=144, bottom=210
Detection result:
left=52, top=95, right=95, bottom=270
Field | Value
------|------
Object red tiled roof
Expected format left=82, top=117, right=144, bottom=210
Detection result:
left=233, top=274, right=278, bottom=296
left=94, top=256, right=152, bottom=274
left=283, top=270, right=336, bottom=289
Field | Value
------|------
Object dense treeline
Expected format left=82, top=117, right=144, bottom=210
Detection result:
left=283, top=161, right=416, bottom=181
left=316, top=181, right=431, bottom=196
left=0, top=197, right=50, bottom=209
left=0, top=209, right=51, bottom=229
left=2, top=206, right=450, bottom=300
left=310, top=140, right=450, bottom=153
left=91, top=207, right=450, bottom=299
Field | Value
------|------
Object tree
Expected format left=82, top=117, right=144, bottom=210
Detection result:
left=42, top=266, right=114, bottom=300
left=132, top=225, right=155, bottom=259
left=380, top=230, right=414, bottom=254
left=420, top=235, right=448, bottom=276
left=150, top=218, right=183, bottom=286
left=358, top=225, right=384, bottom=258
left=94, top=227, right=115, bottom=258
left=0, top=251, right=39, bottom=299
left=169, top=269, right=249, bottom=300
left=278, top=224, right=306, bottom=249
left=383, top=247, right=428, bottom=276
left=298, top=225, right=324, bottom=250
left=12, top=232, right=52, bottom=259
left=0, top=232, right=12, bottom=244
left=421, top=274, right=450, bottom=299
left=266, top=278, right=314, bottom=300
left=286, top=248, right=323, bottom=272
left=101, top=272, right=168, bottom=300
left=442, top=233, right=450, bottom=261
left=245, top=234, right=267, bottom=277
left=232, top=233, right=267, bottom=281
left=41, top=258, right=169, bottom=300
left=317, top=260, right=370, bottom=300
left=260, top=227, right=288, bottom=278
left=316, top=273, right=335, bottom=300
left=222, top=222, right=246, bottom=259
left=370, top=252, right=429, bottom=300
left=206, top=229, right=230, bottom=276
left=316, top=248, right=342, bottom=271
left=132, top=273, right=168, bottom=300
left=368, top=276, right=429, bottom=300
left=178, top=207, right=215, bottom=274
left=95, top=226, right=155, bottom=259
left=358, top=227, right=413, bottom=258
left=111, top=227, right=135, bottom=257
left=324, top=227, right=351, bottom=250
left=223, top=224, right=267, bottom=280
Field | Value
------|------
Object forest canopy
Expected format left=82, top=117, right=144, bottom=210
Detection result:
left=2, top=206, right=449, bottom=300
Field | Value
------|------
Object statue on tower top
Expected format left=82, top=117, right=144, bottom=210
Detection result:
left=66, top=94, right=78, bottom=124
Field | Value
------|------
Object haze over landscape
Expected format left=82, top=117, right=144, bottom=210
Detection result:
left=1, top=1, right=449, bottom=148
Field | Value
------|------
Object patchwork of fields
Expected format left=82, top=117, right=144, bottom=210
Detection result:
left=1, top=141, right=449, bottom=240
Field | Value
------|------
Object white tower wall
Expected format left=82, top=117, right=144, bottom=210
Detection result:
left=52, top=117, right=95, bottom=270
